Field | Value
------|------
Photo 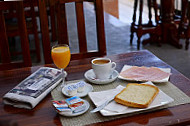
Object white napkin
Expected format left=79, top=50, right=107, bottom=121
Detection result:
left=88, top=85, right=128, bottom=113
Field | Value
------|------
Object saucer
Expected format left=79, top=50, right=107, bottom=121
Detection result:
left=84, top=69, right=119, bottom=84
left=58, top=100, right=90, bottom=117
left=62, top=82, right=93, bottom=97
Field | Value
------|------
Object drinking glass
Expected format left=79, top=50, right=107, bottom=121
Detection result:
left=51, top=44, right=71, bottom=87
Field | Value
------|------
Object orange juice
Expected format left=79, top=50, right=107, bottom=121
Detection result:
left=51, top=46, right=71, bottom=69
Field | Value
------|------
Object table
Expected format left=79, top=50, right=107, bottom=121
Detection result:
left=0, top=50, right=190, bottom=126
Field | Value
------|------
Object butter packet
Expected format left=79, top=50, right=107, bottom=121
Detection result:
left=65, top=96, right=86, bottom=113
left=52, top=100, right=72, bottom=114
left=76, top=81, right=86, bottom=93
left=67, top=85, right=78, bottom=96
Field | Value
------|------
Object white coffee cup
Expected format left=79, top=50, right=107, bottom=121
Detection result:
left=91, top=58, right=116, bottom=80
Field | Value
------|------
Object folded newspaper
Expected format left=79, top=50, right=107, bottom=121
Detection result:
left=3, top=67, right=63, bottom=109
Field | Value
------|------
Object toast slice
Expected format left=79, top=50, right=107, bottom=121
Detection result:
left=114, top=83, right=159, bottom=108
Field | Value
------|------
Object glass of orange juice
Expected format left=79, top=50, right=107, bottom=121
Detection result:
left=51, top=44, right=71, bottom=87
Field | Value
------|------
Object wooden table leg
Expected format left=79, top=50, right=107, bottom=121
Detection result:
left=161, top=0, right=182, bottom=48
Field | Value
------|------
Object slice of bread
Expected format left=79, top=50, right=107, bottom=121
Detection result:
left=114, top=83, right=159, bottom=108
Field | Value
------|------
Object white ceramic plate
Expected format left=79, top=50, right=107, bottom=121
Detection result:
left=58, top=100, right=90, bottom=117
left=84, top=69, right=119, bottom=84
left=118, top=65, right=171, bottom=83
left=89, top=82, right=174, bottom=116
left=62, top=83, right=93, bottom=97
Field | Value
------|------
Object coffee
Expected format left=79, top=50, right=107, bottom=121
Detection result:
left=91, top=58, right=116, bottom=79
left=93, top=59, right=110, bottom=65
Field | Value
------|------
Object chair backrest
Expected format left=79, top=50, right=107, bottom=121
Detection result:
left=38, top=0, right=106, bottom=63
left=4, top=0, right=41, bottom=63
left=0, top=2, right=32, bottom=71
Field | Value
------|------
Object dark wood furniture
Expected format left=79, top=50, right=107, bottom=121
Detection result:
left=33, top=0, right=57, bottom=42
left=4, top=0, right=41, bottom=62
left=178, top=0, right=190, bottom=50
left=0, top=2, right=32, bottom=71
left=160, top=0, right=182, bottom=49
left=1, top=50, right=190, bottom=125
left=37, top=0, right=52, bottom=64
left=38, top=0, right=106, bottom=63
left=131, top=0, right=183, bottom=49
left=54, top=0, right=107, bottom=60
left=6, top=0, right=57, bottom=63
left=130, top=0, right=160, bottom=49
left=46, top=0, right=57, bottom=42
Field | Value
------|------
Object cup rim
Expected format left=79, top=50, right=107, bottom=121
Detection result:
left=91, top=58, right=111, bottom=65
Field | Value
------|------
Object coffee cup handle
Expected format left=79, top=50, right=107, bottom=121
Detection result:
left=111, top=62, right=116, bottom=71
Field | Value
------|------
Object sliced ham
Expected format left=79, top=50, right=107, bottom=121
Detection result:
left=120, top=66, right=171, bottom=81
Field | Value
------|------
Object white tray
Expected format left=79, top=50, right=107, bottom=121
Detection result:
left=89, top=82, right=174, bottom=116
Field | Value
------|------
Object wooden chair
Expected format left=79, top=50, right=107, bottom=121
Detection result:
left=45, top=0, right=57, bottom=42
left=4, top=0, right=41, bottom=62
left=130, top=0, right=161, bottom=49
left=38, top=0, right=106, bottom=63
left=30, top=0, right=57, bottom=42
left=0, top=2, right=32, bottom=71
left=3, top=0, right=57, bottom=63
left=178, top=0, right=190, bottom=50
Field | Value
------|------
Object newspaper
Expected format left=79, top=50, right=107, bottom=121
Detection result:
left=3, top=67, right=63, bottom=109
